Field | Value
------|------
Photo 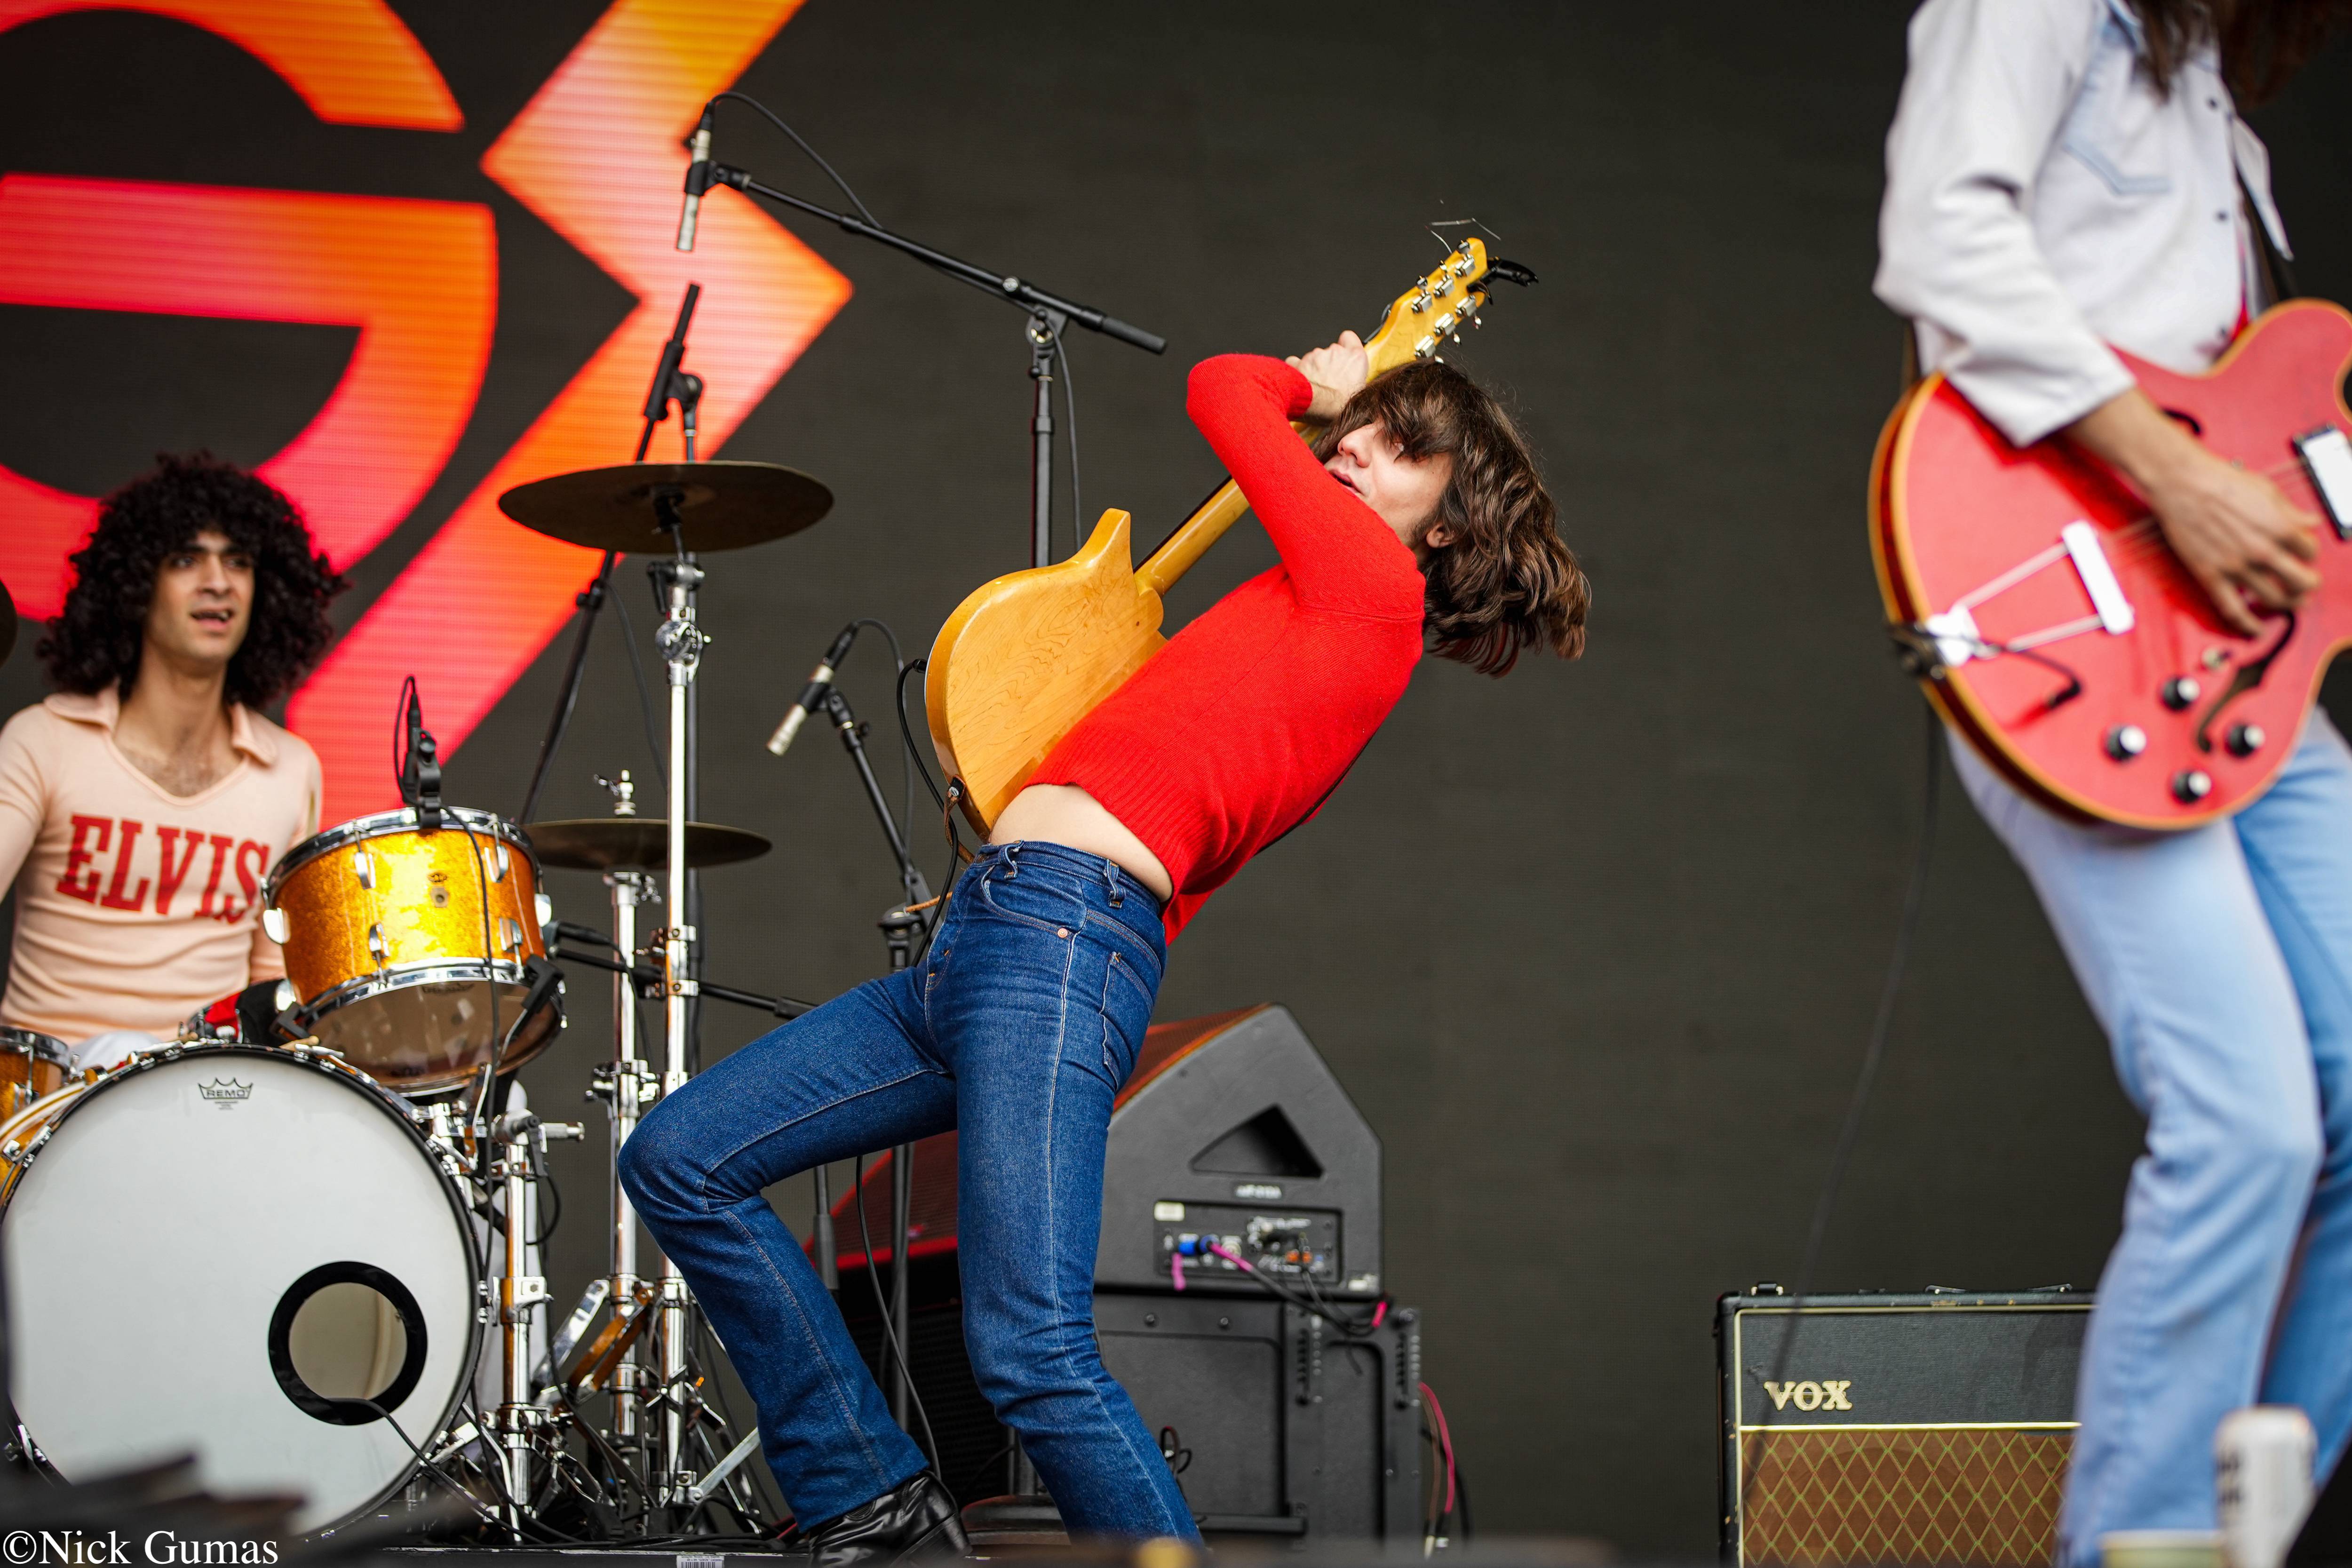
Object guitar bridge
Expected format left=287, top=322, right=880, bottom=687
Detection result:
left=1921, top=520, right=2136, bottom=669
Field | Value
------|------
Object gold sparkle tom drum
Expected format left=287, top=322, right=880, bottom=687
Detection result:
left=262, top=807, right=560, bottom=1094
left=0, top=1028, right=72, bottom=1118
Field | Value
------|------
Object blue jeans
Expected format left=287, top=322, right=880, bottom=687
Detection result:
left=1952, top=715, right=2352, bottom=1561
left=618, top=841, right=1197, bottom=1539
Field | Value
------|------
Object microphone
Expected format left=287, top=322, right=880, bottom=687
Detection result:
left=676, top=106, right=714, bottom=252
left=767, top=623, right=859, bottom=756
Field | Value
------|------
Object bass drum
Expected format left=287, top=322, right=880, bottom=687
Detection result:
left=0, top=1046, right=479, bottom=1532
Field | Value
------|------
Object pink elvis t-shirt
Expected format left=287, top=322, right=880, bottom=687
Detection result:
left=0, top=688, right=320, bottom=1042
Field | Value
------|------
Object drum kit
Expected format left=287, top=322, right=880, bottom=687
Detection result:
left=0, top=455, right=848, bottom=1542
left=1, top=113, right=1173, bottom=1532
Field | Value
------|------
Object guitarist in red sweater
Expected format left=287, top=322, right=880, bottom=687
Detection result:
left=622, top=336, right=1586, bottom=1560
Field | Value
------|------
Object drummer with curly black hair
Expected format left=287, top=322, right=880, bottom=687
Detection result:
left=0, top=454, right=345, bottom=1067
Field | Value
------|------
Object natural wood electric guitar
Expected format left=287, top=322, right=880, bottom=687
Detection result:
left=927, top=236, right=1532, bottom=831
left=1871, top=300, right=2352, bottom=828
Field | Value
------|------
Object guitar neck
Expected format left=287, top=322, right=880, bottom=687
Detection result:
left=1131, top=265, right=1488, bottom=597
left=1136, top=420, right=1313, bottom=598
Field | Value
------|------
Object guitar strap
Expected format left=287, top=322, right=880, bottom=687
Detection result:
left=2240, top=171, right=2302, bottom=305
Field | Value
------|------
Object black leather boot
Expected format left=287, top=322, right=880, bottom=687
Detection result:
left=803, top=1471, right=971, bottom=1568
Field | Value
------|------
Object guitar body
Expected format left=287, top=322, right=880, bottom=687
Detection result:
left=926, top=508, right=1165, bottom=830
left=928, top=236, right=1527, bottom=833
left=1872, top=300, right=2352, bottom=828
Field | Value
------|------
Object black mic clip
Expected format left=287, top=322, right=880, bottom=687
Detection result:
left=397, top=680, right=444, bottom=831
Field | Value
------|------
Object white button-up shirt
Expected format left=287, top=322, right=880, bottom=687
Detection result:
left=1875, top=0, right=2293, bottom=446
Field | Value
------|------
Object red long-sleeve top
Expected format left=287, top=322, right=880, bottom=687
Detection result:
left=1031, top=355, right=1427, bottom=939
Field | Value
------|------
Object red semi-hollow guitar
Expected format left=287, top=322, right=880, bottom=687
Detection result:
left=1872, top=300, right=2352, bottom=829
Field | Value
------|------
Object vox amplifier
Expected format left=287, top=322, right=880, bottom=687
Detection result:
left=1718, top=1288, right=2092, bottom=1568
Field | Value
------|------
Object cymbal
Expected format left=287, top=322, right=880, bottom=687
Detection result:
left=497, top=461, right=833, bottom=553
left=524, top=818, right=774, bottom=872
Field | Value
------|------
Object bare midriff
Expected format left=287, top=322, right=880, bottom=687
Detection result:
left=988, top=783, right=1175, bottom=903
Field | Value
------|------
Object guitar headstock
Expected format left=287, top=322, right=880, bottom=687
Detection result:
left=1359, top=236, right=1536, bottom=378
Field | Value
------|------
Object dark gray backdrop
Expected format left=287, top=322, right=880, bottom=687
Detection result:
left=4, top=2, right=2348, bottom=1553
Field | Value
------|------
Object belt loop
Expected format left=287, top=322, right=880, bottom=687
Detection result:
left=1104, top=857, right=1123, bottom=907
left=1003, top=842, right=1017, bottom=878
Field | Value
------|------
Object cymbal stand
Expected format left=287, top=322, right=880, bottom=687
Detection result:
left=516, top=281, right=702, bottom=827
left=650, top=493, right=706, bottom=1510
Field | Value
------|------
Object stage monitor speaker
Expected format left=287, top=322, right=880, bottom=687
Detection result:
left=826, top=1005, right=1417, bottom=1542
left=1718, top=1288, right=2091, bottom=1568
left=829, top=1004, right=1382, bottom=1296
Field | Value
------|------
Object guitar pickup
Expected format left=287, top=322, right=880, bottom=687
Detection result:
left=2296, top=427, right=2352, bottom=540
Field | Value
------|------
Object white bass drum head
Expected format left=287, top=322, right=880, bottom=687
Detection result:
left=3, top=1049, right=477, bottom=1531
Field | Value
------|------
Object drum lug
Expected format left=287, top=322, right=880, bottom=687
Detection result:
left=352, top=846, right=375, bottom=889
left=498, top=917, right=524, bottom=955
left=490, top=842, right=511, bottom=883
left=367, top=923, right=388, bottom=967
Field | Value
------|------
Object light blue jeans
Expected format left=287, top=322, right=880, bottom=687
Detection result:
left=1952, top=713, right=2352, bottom=1562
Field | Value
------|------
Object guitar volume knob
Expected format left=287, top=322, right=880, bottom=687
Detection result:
left=2225, top=723, right=2265, bottom=757
left=2161, top=677, right=2201, bottom=710
left=2105, top=725, right=2148, bottom=761
left=2172, top=769, right=2214, bottom=804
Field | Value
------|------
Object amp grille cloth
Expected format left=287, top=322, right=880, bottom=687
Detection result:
left=1740, top=1427, right=2074, bottom=1567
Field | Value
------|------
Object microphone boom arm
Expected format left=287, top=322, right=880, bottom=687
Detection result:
left=706, top=164, right=1165, bottom=355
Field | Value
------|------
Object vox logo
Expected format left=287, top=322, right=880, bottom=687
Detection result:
left=1762, top=1379, right=1854, bottom=1413
left=0, top=0, right=851, bottom=824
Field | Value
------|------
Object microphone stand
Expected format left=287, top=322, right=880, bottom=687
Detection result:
left=701, top=160, right=1165, bottom=568
left=517, top=282, right=704, bottom=826
left=820, top=683, right=933, bottom=1439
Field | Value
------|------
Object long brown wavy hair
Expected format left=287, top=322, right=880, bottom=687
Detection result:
left=1314, top=360, right=1589, bottom=677
left=2133, top=0, right=2350, bottom=104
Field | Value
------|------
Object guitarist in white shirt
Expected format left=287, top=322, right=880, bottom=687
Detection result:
left=1875, top=0, right=2350, bottom=1554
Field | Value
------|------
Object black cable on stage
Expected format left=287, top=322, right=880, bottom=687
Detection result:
left=896, top=658, right=946, bottom=816
left=531, top=1165, right=563, bottom=1249
left=892, top=655, right=970, bottom=971
left=846, top=617, right=913, bottom=846
left=611, top=589, right=668, bottom=787
left=705, top=91, right=878, bottom=228
left=850, top=1149, right=941, bottom=1467
left=1202, top=1240, right=1385, bottom=1337
left=1741, top=706, right=1943, bottom=1520
left=355, top=1396, right=507, bottom=1535
left=1056, top=337, right=1082, bottom=554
